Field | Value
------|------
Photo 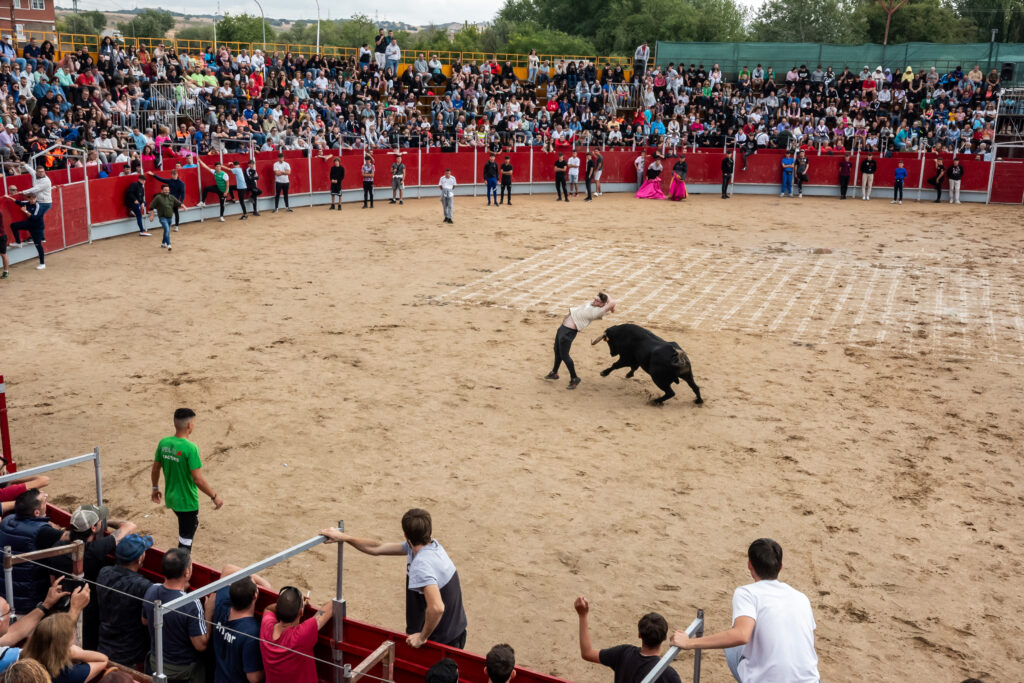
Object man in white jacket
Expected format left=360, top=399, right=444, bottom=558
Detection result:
left=546, top=293, right=617, bottom=390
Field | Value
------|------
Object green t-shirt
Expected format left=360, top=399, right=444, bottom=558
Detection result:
left=214, top=170, right=228, bottom=193
left=154, top=436, right=202, bottom=512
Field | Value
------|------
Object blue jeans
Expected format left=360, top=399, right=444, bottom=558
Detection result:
left=386, top=59, right=398, bottom=74
left=129, top=204, right=145, bottom=231
left=37, top=202, right=51, bottom=220
left=159, top=217, right=172, bottom=245
left=781, top=171, right=793, bottom=195
left=486, top=177, right=497, bottom=203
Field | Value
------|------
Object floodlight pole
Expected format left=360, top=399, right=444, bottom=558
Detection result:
left=254, top=0, right=266, bottom=49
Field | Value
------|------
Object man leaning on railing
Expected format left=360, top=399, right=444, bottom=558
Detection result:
left=668, top=539, right=821, bottom=683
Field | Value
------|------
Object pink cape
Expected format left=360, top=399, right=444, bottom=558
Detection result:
left=636, top=177, right=665, bottom=200
left=669, top=175, right=687, bottom=201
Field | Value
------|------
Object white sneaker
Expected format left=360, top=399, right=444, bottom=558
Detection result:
left=167, top=245, right=172, bottom=252
left=218, top=217, right=225, bottom=222
left=780, top=192, right=785, bottom=197
left=160, top=243, right=167, bottom=248
left=174, top=226, right=179, bottom=232
left=139, top=231, right=151, bottom=236
left=798, top=193, right=802, bottom=198
left=198, top=202, right=206, bottom=207
left=899, top=200, right=902, bottom=204
left=35, top=263, right=45, bottom=270
left=955, top=200, right=961, bottom=204
left=949, top=199, right=953, bottom=203
left=891, top=200, right=897, bottom=204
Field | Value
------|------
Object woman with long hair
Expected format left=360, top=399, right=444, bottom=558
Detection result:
left=20, top=614, right=108, bottom=683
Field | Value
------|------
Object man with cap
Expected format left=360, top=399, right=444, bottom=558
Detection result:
left=58, top=506, right=138, bottom=649
left=96, top=533, right=155, bottom=670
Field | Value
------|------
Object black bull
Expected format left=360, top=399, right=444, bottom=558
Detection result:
left=592, top=323, right=704, bottom=405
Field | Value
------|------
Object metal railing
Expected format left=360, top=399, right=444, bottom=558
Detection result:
left=640, top=609, right=705, bottom=683
left=2, top=541, right=85, bottom=621
left=0, top=447, right=104, bottom=507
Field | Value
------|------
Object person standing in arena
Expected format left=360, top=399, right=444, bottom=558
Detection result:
left=546, top=292, right=616, bottom=390
left=244, top=160, right=262, bottom=216
left=361, top=155, right=375, bottom=209
left=721, top=154, right=733, bottom=199
left=390, top=153, right=406, bottom=205
left=574, top=596, right=680, bottom=683
left=838, top=152, right=853, bottom=200
left=148, top=184, right=183, bottom=250
left=593, top=150, right=604, bottom=196
left=273, top=152, right=292, bottom=213
left=669, top=538, right=821, bottom=683
left=584, top=150, right=596, bottom=201
left=859, top=152, right=877, bottom=200
left=794, top=151, right=810, bottom=198
left=151, top=408, right=224, bottom=551
left=780, top=150, right=795, bottom=197
left=124, top=174, right=151, bottom=234
left=320, top=508, right=469, bottom=649
left=439, top=168, right=456, bottom=223
left=947, top=158, right=964, bottom=204
left=554, top=153, right=569, bottom=202
left=228, top=160, right=249, bottom=220
left=499, top=155, right=513, bottom=205
left=325, top=157, right=345, bottom=210
left=567, top=150, right=581, bottom=197
left=892, top=161, right=907, bottom=204
left=483, top=153, right=499, bottom=206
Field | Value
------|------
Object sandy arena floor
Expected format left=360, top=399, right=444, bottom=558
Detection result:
left=3, top=192, right=1023, bottom=682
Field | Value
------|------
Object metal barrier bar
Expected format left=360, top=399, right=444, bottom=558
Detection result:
left=0, top=451, right=97, bottom=485
left=3, top=540, right=85, bottom=621
left=639, top=610, right=704, bottom=683
left=333, top=520, right=346, bottom=683
left=0, top=376, right=12, bottom=472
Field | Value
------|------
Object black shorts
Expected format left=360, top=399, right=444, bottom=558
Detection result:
left=330, top=182, right=341, bottom=194
left=0, top=233, right=6, bottom=254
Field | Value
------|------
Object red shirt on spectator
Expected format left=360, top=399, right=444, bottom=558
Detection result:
left=0, top=484, right=27, bottom=503
left=76, top=72, right=95, bottom=87
left=260, top=611, right=319, bottom=683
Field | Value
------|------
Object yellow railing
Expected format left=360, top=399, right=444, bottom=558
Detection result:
left=32, top=32, right=629, bottom=75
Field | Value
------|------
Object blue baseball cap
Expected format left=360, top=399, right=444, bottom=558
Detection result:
left=116, top=533, right=154, bottom=562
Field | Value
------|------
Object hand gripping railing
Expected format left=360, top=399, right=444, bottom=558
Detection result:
left=640, top=609, right=705, bottom=683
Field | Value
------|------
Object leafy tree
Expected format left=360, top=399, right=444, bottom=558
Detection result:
left=337, top=14, right=379, bottom=48
left=951, top=0, right=1024, bottom=42
left=503, top=26, right=598, bottom=55
left=175, top=25, right=214, bottom=42
left=750, top=0, right=867, bottom=43
left=215, top=13, right=275, bottom=44
left=687, top=0, right=748, bottom=41
left=856, top=0, right=976, bottom=43
left=117, top=9, right=176, bottom=39
left=58, top=10, right=106, bottom=36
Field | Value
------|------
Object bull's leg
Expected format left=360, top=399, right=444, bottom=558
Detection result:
left=681, top=371, right=703, bottom=404
left=600, top=359, right=632, bottom=377
left=625, top=364, right=640, bottom=378
left=650, top=376, right=676, bottom=404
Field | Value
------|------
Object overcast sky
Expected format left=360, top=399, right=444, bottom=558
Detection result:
left=72, top=0, right=760, bottom=27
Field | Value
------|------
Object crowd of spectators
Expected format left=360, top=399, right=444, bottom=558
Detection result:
left=0, top=29, right=1011, bottom=178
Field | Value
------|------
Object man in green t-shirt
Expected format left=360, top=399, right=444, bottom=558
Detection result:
left=198, top=159, right=229, bottom=222
left=151, top=408, right=224, bottom=551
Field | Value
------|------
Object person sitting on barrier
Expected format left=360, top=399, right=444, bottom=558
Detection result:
left=141, top=548, right=210, bottom=683
left=485, top=644, right=515, bottom=683
left=6, top=193, right=49, bottom=270
left=320, top=508, right=469, bottom=650
left=210, top=565, right=271, bottom=683
left=573, top=596, right=681, bottom=683
left=259, top=586, right=332, bottom=683
left=0, top=579, right=88, bottom=673
left=0, top=475, right=51, bottom=514
left=96, top=534, right=155, bottom=672
left=668, top=538, right=820, bottom=683
left=0, top=488, right=69, bottom=614
left=21, top=613, right=109, bottom=683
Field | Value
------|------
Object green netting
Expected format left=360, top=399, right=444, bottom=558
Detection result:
left=655, top=41, right=1024, bottom=79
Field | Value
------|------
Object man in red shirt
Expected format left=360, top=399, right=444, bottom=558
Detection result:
left=259, top=587, right=332, bottom=683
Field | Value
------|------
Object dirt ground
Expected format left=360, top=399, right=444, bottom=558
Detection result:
left=3, top=192, right=1022, bottom=682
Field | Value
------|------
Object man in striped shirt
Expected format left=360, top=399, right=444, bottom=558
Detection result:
left=141, top=549, right=209, bottom=681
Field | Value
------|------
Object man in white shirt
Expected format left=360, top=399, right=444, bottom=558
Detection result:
left=546, top=293, right=617, bottom=390
left=634, top=151, right=646, bottom=188
left=670, top=539, right=820, bottom=683
left=20, top=166, right=53, bottom=219
left=272, top=152, right=292, bottom=213
left=438, top=169, right=456, bottom=224
left=633, top=42, right=650, bottom=79
left=566, top=152, right=581, bottom=197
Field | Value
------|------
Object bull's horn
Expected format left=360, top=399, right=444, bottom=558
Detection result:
left=591, top=335, right=608, bottom=346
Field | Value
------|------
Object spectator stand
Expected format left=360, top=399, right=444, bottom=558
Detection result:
left=639, top=610, right=705, bottom=683
left=988, top=87, right=1024, bottom=203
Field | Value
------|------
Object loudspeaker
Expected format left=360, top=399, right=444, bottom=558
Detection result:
left=1000, top=62, right=1015, bottom=82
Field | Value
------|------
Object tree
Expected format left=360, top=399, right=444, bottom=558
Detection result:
left=502, top=26, right=597, bottom=55
left=175, top=25, right=214, bottom=42
left=749, top=0, right=867, bottom=43
left=952, top=0, right=1024, bottom=42
left=337, top=14, right=378, bottom=48
left=856, top=0, right=976, bottom=43
left=58, top=10, right=106, bottom=36
left=687, top=0, right=749, bottom=41
left=876, top=0, right=909, bottom=44
left=117, top=9, right=175, bottom=39
left=215, top=13, right=275, bottom=44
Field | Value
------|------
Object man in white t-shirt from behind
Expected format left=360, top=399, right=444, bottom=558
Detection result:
left=566, top=151, right=581, bottom=197
left=670, top=538, right=820, bottom=683
left=545, top=292, right=616, bottom=390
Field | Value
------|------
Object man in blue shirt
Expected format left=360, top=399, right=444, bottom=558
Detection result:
left=211, top=565, right=270, bottom=683
left=892, top=161, right=907, bottom=205
left=142, top=549, right=210, bottom=680
left=780, top=151, right=795, bottom=198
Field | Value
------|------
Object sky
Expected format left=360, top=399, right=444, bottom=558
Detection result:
left=71, top=0, right=762, bottom=28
